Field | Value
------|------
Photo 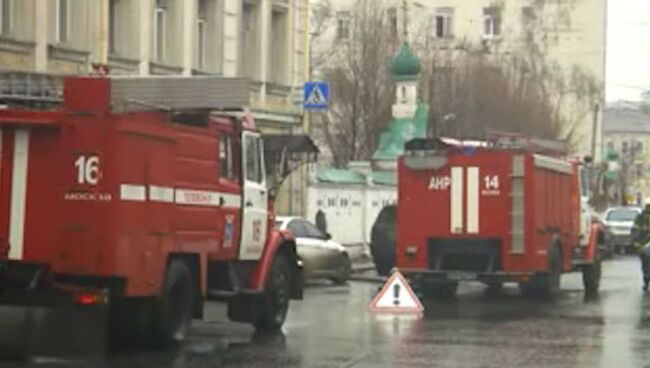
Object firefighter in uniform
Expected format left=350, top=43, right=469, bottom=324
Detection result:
left=633, top=200, right=650, bottom=291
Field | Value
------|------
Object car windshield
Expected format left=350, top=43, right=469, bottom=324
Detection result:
left=606, top=209, right=639, bottom=221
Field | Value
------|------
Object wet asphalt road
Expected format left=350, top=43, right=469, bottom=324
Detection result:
left=4, top=256, right=650, bottom=368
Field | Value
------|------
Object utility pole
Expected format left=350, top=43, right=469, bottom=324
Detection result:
left=591, top=103, right=599, bottom=160
left=402, top=0, right=409, bottom=43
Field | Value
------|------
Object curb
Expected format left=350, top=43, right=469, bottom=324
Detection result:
left=352, top=264, right=376, bottom=273
left=350, top=274, right=387, bottom=283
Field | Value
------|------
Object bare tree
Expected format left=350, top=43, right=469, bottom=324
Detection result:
left=424, top=0, right=603, bottom=150
left=311, top=0, right=396, bottom=167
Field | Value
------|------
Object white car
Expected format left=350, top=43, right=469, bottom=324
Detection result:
left=276, top=216, right=351, bottom=284
left=603, top=206, right=642, bottom=255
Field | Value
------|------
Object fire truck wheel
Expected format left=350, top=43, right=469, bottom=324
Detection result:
left=546, top=245, right=563, bottom=294
left=255, top=255, right=291, bottom=331
left=370, top=205, right=397, bottom=277
left=152, top=259, right=195, bottom=345
left=520, top=244, right=562, bottom=297
left=583, top=246, right=602, bottom=295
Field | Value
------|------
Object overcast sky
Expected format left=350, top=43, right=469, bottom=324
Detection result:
left=606, top=0, right=650, bottom=102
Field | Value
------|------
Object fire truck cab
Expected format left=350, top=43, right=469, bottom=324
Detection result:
left=396, top=134, right=602, bottom=298
left=0, top=74, right=303, bottom=350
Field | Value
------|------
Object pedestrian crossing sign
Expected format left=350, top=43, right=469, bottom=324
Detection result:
left=369, top=271, right=424, bottom=314
left=303, top=82, right=330, bottom=110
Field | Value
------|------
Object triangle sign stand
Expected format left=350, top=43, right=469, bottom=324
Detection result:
left=369, top=271, right=424, bottom=314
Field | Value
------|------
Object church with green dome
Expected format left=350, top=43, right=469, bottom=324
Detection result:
left=307, top=42, right=429, bottom=246
left=390, top=42, right=422, bottom=80
left=373, top=42, right=428, bottom=170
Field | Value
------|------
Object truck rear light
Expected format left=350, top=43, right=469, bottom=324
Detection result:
left=75, top=292, right=109, bottom=305
left=406, top=245, right=417, bottom=257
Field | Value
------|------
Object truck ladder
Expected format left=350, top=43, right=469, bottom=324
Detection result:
left=0, top=71, right=63, bottom=108
left=1, top=71, right=250, bottom=113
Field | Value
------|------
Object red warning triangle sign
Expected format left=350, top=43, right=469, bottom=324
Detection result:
left=369, top=271, right=424, bottom=313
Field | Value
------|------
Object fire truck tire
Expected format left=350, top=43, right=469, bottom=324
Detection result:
left=583, top=245, right=602, bottom=295
left=520, top=244, right=562, bottom=297
left=255, top=254, right=291, bottom=331
left=152, top=259, right=195, bottom=345
left=370, top=206, right=397, bottom=277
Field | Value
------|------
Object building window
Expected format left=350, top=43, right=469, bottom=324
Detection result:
left=270, top=8, right=288, bottom=84
left=386, top=7, right=399, bottom=39
left=328, top=198, right=336, bottom=207
left=108, top=0, right=118, bottom=54
left=606, top=141, right=614, bottom=151
left=433, top=7, right=453, bottom=38
left=340, top=198, right=348, bottom=207
left=55, top=0, right=69, bottom=43
left=521, top=6, right=535, bottom=24
left=154, top=0, right=166, bottom=62
left=241, top=3, right=257, bottom=77
left=197, top=0, right=207, bottom=70
left=521, top=6, right=535, bottom=42
left=336, top=11, right=350, bottom=40
left=483, top=7, right=502, bottom=38
left=0, top=0, right=11, bottom=35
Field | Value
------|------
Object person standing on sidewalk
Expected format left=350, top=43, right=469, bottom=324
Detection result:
left=632, top=200, right=650, bottom=291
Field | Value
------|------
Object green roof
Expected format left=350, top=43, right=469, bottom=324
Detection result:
left=371, top=171, right=397, bottom=186
left=390, top=43, right=421, bottom=79
left=372, top=103, right=429, bottom=161
left=315, top=167, right=397, bottom=186
left=316, top=168, right=366, bottom=185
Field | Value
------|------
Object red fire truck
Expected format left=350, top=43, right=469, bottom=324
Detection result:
left=0, top=74, right=303, bottom=351
left=396, top=135, right=603, bottom=298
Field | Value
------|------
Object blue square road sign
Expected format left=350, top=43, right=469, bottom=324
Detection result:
left=303, top=82, right=330, bottom=110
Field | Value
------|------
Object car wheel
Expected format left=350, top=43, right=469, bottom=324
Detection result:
left=331, top=254, right=351, bottom=285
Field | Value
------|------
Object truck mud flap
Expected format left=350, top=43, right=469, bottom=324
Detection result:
left=0, top=303, right=108, bottom=358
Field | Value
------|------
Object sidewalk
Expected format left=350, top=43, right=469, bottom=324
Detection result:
left=343, top=243, right=388, bottom=283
